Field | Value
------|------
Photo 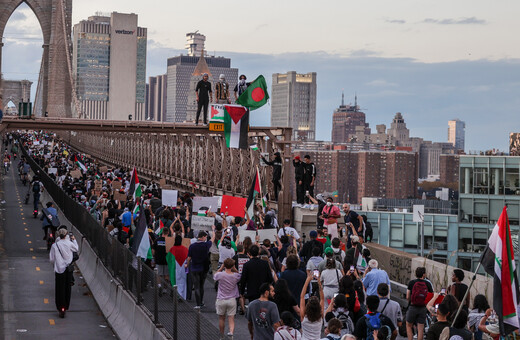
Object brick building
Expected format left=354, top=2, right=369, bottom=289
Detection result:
left=440, top=154, right=460, bottom=183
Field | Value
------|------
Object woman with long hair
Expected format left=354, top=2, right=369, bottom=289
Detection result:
left=320, top=258, right=342, bottom=309
left=274, top=279, right=301, bottom=326
left=468, top=294, right=490, bottom=340
left=300, top=272, right=324, bottom=340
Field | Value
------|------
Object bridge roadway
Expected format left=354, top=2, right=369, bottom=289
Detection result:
left=0, top=165, right=116, bottom=339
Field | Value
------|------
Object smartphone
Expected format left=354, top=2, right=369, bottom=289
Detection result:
left=435, top=304, right=439, bottom=313
left=440, top=288, right=446, bottom=294
left=334, top=293, right=339, bottom=298
left=313, top=270, right=319, bottom=279
left=350, top=266, right=355, bottom=271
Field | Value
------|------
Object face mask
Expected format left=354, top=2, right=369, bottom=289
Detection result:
left=326, top=202, right=332, bottom=207
left=239, top=79, right=246, bottom=85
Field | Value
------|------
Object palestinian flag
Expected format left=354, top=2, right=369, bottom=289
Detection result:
left=356, top=245, right=367, bottom=271
left=246, top=168, right=262, bottom=217
left=167, top=245, right=189, bottom=299
left=236, top=75, right=269, bottom=110
left=74, top=155, right=87, bottom=172
left=131, top=203, right=151, bottom=259
left=155, top=219, right=165, bottom=235
left=250, top=143, right=259, bottom=151
left=197, top=208, right=208, bottom=216
left=480, top=206, right=520, bottom=336
left=129, top=167, right=142, bottom=199
left=224, top=105, right=249, bottom=149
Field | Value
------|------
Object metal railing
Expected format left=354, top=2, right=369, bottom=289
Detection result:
left=21, top=144, right=220, bottom=340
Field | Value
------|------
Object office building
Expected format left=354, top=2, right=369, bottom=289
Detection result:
left=293, top=148, right=417, bottom=204
left=165, top=32, right=238, bottom=123
left=331, top=94, right=370, bottom=143
left=458, top=155, right=520, bottom=269
left=448, top=119, right=465, bottom=151
left=271, top=71, right=317, bottom=141
left=439, top=154, right=460, bottom=183
left=73, top=12, right=147, bottom=120
left=145, top=74, right=167, bottom=121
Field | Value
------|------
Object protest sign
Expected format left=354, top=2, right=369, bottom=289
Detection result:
left=258, top=229, right=278, bottom=242
left=70, top=170, right=81, bottom=179
left=192, top=196, right=220, bottom=213
left=48, top=168, right=57, bottom=175
left=191, top=215, right=214, bottom=231
left=162, top=189, right=178, bottom=207
left=238, top=229, right=257, bottom=242
left=220, top=195, right=246, bottom=217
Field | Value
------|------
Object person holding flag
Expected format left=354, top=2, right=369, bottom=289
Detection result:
left=167, top=234, right=189, bottom=299
left=472, top=206, right=520, bottom=337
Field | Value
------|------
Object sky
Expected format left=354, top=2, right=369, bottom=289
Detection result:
left=2, top=0, right=520, bottom=152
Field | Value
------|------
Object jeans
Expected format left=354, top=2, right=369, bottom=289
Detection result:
left=191, top=271, right=207, bottom=306
left=33, top=193, right=40, bottom=211
left=196, top=100, right=209, bottom=124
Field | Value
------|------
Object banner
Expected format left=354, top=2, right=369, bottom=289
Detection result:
left=191, top=215, right=214, bottom=231
left=258, top=229, right=278, bottom=242
left=192, top=196, right=220, bottom=212
left=162, top=189, right=178, bottom=207
left=221, top=195, right=247, bottom=217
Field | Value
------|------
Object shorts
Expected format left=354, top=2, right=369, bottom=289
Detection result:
left=406, top=305, right=427, bottom=324
left=215, top=298, right=237, bottom=316
left=156, top=264, right=168, bottom=276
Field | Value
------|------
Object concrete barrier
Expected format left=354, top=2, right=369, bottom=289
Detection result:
left=40, top=190, right=169, bottom=340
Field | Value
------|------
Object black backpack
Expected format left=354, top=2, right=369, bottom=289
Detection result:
left=33, top=181, right=41, bottom=193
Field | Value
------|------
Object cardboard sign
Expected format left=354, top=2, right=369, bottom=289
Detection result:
left=70, top=170, right=82, bottom=179
left=162, top=189, right=178, bottom=207
left=191, top=215, right=214, bottom=231
left=112, top=181, right=122, bottom=190
left=182, top=237, right=192, bottom=249
left=258, top=229, right=278, bottom=242
left=99, top=166, right=108, bottom=174
left=165, top=234, right=175, bottom=253
left=94, top=180, right=103, bottom=190
left=238, top=229, right=257, bottom=242
left=220, top=195, right=247, bottom=217
left=192, top=196, right=221, bottom=213
left=48, top=168, right=57, bottom=175
left=114, top=191, right=127, bottom=203
left=159, top=178, right=167, bottom=187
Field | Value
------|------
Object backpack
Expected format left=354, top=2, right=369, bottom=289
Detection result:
left=365, top=313, right=391, bottom=340
left=411, top=280, right=429, bottom=306
left=33, top=181, right=41, bottom=193
left=336, top=310, right=355, bottom=336
left=333, top=250, right=343, bottom=264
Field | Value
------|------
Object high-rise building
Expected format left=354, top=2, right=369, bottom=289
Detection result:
left=331, top=94, right=370, bottom=143
left=439, top=154, right=460, bottom=183
left=73, top=12, right=147, bottom=120
left=271, top=71, right=317, bottom=141
left=448, top=119, right=465, bottom=151
left=165, top=33, right=238, bottom=123
left=145, top=75, right=167, bottom=121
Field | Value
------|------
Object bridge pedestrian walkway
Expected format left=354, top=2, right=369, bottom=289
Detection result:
left=0, top=165, right=115, bottom=339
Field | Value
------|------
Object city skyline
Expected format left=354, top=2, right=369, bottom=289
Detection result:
left=1, top=2, right=519, bottom=151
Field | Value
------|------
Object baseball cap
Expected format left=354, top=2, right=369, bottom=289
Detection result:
left=324, top=247, right=333, bottom=255
left=310, top=230, right=318, bottom=238
left=294, top=156, right=300, bottom=160
left=350, top=235, right=360, bottom=243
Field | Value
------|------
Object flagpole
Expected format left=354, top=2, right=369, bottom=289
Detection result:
left=450, top=252, right=485, bottom=327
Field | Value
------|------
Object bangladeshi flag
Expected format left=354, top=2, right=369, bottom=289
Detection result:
left=236, top=75, right=269, bottom=110
left=480, top=206, right=520, bottom=336
left=224, top=105, right=249, bottom=149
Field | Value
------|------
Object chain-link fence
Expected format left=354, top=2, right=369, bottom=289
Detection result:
left=21, top=144, right=221, bottom=340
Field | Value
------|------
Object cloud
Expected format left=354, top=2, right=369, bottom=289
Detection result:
left=8, top=11, right=26, bottom=22
left=385, top=19, right=406, bottom=24
left=422, top=17, right=487, bottom=25
left=366, top=79, right=398, bottom=87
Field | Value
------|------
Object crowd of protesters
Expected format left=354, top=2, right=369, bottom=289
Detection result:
left=12, top=131, right=505, bottom=340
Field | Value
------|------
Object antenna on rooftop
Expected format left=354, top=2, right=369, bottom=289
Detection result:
left=341, top=90, right=344, bottom=106
left=355, top=92, right=358, bottom=108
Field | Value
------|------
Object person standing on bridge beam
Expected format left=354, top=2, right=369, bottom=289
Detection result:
left=261, top=152, right=282, bottom=202
left=293, top=156, right=305, bottom=205
left=195, top=73, right=212, bottom=125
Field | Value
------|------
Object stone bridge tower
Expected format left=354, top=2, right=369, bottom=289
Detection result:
left=0, top=0, right=73, bottom=117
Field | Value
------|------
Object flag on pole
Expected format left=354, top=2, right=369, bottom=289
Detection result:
left=250, top=143, right=259, bottom=151
left=131, top=203, right=151, bottom=259
left=155, top=219, right=165, bottom=235
left=223, top=105, right=249, bottom=149
left=74, top=155, right=87, bottom=172
left=356, top=245, right=368, bottom=271
left=480, top=206, right=520, bottom=336
left=246, top=168, right=262, bottom=217
left=166, top=244, right=189, bottom=299
left=236, top=75, right=269, bottom=110
left=129, top=167, right=142, bottom=199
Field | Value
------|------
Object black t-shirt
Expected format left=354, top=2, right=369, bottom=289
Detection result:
left=426, top=321, right=450, bottom=340
left=353, top=312, right=396, bottom=340
left=344, top=210, right=360, bottom=230
left=153, top=236, right=167, bottom=265
left=195, top=80, right=212, bottom=100
left=450, top=282, right=469, bottom=306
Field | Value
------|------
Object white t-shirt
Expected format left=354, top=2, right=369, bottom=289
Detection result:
left=278, top=226, right=300, bottom=240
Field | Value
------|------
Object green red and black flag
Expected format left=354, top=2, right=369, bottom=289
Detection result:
left=236, top=75, right=269, bottom=110
left=223, top=105, right=249, bottom=149
left=246, top=168, right=262, bottom=217
left=480, top=206, right=520, bottom=336
left=128, top=167, right=142, bottom=199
